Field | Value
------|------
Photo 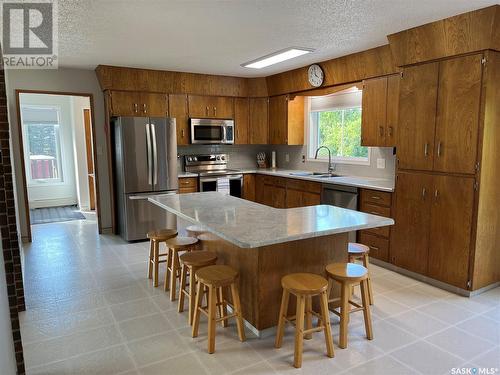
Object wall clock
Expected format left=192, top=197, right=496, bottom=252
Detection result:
left=308, top=64, right=324, bottom=87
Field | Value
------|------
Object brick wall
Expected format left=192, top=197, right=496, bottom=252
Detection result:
left=0, top=64, right=25, bottom=373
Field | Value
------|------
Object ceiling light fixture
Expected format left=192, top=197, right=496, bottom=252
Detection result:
left=241, top=47, right=314, bottom=69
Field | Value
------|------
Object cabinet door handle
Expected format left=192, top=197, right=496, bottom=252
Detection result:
left=143, top=103, right=147, bottom=114
left=214, top=106, right=217, bottom=116
left=424, top=143, right=429, bottom=156
left=181, top=129, right=185, bottom=138
left=370, top=196, right=381, bottom=200
left=434, top=189, right=439, bottom=200
left=369, top=246, right=380, bottom=251
left=422, top=187, right=426, bottom=199
left=437, top=141, right=442, bottom=157
left=134, top=103, right=138, bottom=113
left=379, top=126, right=384, bottom=137
left=388, top=126, right=393, bottom=137
left=206, top=106, right=209, bottom=116
left=370, top=211, right=380, bottom=215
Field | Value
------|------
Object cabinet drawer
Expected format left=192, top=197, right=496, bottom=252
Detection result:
left=262, top=175, right=286, bottom=187
left=360, top=189, right=392, bottom=207
left=178, top=178, right=198, bottom=189
left=359, top=202, right=391, bottom=238
left=286, top=178, right=321, bottom=194
left=179, top=187, right=197, bottom=194
left=358, top=232, right=389, bottom=262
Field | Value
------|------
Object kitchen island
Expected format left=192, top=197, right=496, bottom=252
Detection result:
left=149, top=192, right=394, bottom=334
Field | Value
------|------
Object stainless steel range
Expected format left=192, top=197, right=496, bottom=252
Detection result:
left=184, top=154, right=243, bottom=197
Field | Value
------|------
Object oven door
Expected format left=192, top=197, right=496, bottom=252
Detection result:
left=191, top=124, right=224, bottom=144
left=199, top=177, right=218, bottom=192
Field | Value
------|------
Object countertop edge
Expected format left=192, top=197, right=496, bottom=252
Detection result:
left=149, top=196, right=395, bottom=249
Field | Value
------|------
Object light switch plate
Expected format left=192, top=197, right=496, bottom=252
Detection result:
left=377, top=158, right=386, bottom=169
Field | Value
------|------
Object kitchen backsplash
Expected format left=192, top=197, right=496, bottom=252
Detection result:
left=178, top=144, right=396, bottom=180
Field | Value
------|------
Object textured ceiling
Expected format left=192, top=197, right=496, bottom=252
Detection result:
left=57, top=0, right=499, bottom=77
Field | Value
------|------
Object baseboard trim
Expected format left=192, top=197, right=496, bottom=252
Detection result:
left=370, top=258, right=474, bottom=297
left=469, top=281, right=500, bottom=296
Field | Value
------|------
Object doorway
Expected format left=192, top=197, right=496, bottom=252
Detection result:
left=16, top=91, right=101, bottom=234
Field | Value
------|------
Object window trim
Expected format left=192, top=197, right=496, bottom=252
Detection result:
left=21, top=104, right=66, bottom=186
left=305, top=98, right=370, bottom=165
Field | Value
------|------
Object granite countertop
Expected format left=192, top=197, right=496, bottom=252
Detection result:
left=149, top=192, right=394, bottom=248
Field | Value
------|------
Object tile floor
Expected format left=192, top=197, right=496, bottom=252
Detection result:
left=20, top=218, right=500, bottom=375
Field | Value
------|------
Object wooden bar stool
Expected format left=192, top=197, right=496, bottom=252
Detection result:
left=325, top=263, right=373, bottom=349
left=178, top=251, right=217, bottom=325
left=275, top=273, right=334, bottom=368
left=147, top=229, right=178, bottom=287
left=348, top=242, right=374, bottom=305
left=192, top=265, right=246, bottom=354
left=164, top=237, right=199, bottom=300
left=186, top=225, right=205, bottom=238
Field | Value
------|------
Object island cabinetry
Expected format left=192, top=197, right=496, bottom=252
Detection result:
left=188, top=95, right=234, bottom=119
left=110, top=90, right=168, bottom=117
left=178, top=177, right=198, bottom=194
left=357, top=189, right=393, bottom=262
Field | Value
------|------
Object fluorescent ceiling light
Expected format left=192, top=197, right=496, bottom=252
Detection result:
left=242, top=47, right=314, bottom=69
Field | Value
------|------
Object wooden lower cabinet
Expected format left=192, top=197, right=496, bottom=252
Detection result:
left=392, top=171, right=475, bottom=288
left=358, top=232, right=389, bottom=262
left=255, top=175, right=320, bottom=209
left=242, top=174, right=255, bottom=201
left=358, top=188, right=393, bottom=262
left=178, top=177, right=198, bottom=194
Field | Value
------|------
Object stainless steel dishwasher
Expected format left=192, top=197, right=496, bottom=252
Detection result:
left=321, top=184, right=359, bottom=242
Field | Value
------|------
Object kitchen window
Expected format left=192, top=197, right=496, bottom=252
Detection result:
left=21, top=106, right=64, bottom=185
left=308, top=87, right=369, bottom=164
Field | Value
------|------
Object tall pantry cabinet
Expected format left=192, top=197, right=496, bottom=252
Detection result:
left=392, top=51, right=500, bottom=291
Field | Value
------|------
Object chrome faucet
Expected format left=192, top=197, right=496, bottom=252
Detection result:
left=314, top=146, right=336, bottom=174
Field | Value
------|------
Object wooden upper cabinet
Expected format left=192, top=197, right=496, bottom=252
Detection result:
left=249, top=97, right=269, bottom=144
left=391, top=172, right=433, bottom=275
left=434, top=54, right=483, bottom=174
left=234, top=97, right=249, bottom=144
left=268, top=95, right=304, bottom=145
left=140, top=92, right=168, bottom=117
left=169, top=94, right=189, bottom=146
left=187, top=95, right=234, bottom=119
left=110, top=91, right=167, bottom=117
left=397, top=62, right=439, bottom=171
left=428, top=175, right=475, bottom=288
left=361, top=77, right=387, bottom=146
left=386, top=74, right=400, bottom=146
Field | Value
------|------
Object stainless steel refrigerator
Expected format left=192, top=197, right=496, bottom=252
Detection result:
left=113, top=117, right=178, bottom=241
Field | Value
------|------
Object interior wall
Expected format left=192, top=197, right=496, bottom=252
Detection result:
left=70, top=96, right=91, bottom=210
left=0, top=241, right=17, bottom=375
left=4, top=68, right=111, bottom=240
left=19, top=93, right=78, bottom=208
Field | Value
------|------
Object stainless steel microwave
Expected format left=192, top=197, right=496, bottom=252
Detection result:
left=190, top=118, right=234, bottom=144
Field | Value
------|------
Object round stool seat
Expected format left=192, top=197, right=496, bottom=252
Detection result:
left=281, top=273, right=328, bottom=295
left=147, top=229, right=178, bottom=241
left=186, top=225, right=205, bottom=237
left=180, top=251, right=217, bottom=267
left=348, top=242, right=370, bottom=256
left=197, top=233, right=212, bottom=242
left=165, top=236, right=198, bottom=249
left=326, top=263, right=368, bottom=282
left=196, top=265, right=237, bottom=286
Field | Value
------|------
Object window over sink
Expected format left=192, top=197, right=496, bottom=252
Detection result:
left=307, top=87, right=369, bottom=164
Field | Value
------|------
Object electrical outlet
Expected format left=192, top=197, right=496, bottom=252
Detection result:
left=377, top=158, right=386, bottom=169
left=285, top=153, right=289, bottom=162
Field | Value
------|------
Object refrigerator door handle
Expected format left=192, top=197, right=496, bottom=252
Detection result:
left=151, top=123, right=158, bottom=187
left=145, top=123, right=153, bottom=186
